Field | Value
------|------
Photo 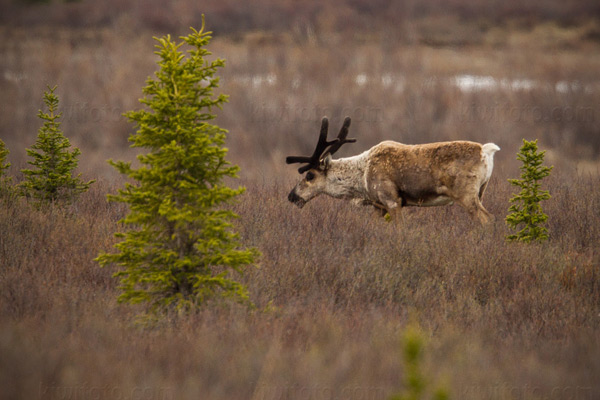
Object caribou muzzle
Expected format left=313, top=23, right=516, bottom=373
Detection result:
left=288, top=190, right=306, bottom=208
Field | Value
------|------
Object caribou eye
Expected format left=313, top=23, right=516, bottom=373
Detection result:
left=305, top=171, right=315, bottom=182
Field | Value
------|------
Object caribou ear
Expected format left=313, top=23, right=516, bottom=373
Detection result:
left=322, top=153, right=333, bottom=170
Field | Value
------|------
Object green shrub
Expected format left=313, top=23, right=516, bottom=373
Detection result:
left=19, top=86, right=94, bottom=207
left=389, top=325, right=450, bottom=400
left=506, top=139, right=553, bottom=243
left=0, top=138, right=10, bottom=179
left=0, top=139, right=9, bottom=178
left=96, top=21, right=259, bottom=316
left=0, top=139, right=12, bottom=197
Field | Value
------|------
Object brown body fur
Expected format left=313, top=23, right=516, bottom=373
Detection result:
left=363, top=141, right=496, bottom=223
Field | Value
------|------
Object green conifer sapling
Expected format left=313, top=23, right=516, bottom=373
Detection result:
left=389, top=324, right=450, bottom=400
left=96, top=21, right=259, bottom=314
left=506, top=139, right=552, bottom=242
left=0, top=139, right=10, bottom=180
left=0, top=139, right=11, bottom=194
left=0, top=139, right=9, bottom=176
left=20, top=86, right=94, bottom=205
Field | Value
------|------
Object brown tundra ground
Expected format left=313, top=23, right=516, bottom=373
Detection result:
left=1, top=2, right=600, bottom=399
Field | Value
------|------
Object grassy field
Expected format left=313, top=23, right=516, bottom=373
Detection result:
left=1, top=170, right=599, bottom=399
left=1, top=1, right=600, bottom=399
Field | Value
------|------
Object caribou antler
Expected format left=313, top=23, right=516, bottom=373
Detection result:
left=286, top=116, right=356, bottom=173
left=324, top=116, right=356, bottom=157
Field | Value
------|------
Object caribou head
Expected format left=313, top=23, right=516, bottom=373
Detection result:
left=286, top=117, right=356, bottom=208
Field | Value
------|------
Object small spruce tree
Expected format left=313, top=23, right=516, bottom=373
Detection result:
left=0, top=139, right=11, bottom=194
left=389, top=325, right=450, bottom=400
left=0, top=139, right=9, bottom=177
left=96, top=22, right=258, bottom=315
left=506, top=139, right=553, bottom=243
left=0, top=139, right=10, bottom=179
left=20, top=86, right=94, bottom=206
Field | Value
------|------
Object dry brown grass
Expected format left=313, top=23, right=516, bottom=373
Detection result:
left=1, top=168, right=599, bottom=400
left=1, top=2, right=600, bottom=399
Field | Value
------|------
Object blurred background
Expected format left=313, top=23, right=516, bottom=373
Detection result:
left=1, top=0, right=599, bottom=182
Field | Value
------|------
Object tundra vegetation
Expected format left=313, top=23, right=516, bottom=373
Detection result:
left=0, top=1, right=599, bottom=399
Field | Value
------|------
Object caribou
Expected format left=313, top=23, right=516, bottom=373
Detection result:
left=286, top=117, right=500, bottom=224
